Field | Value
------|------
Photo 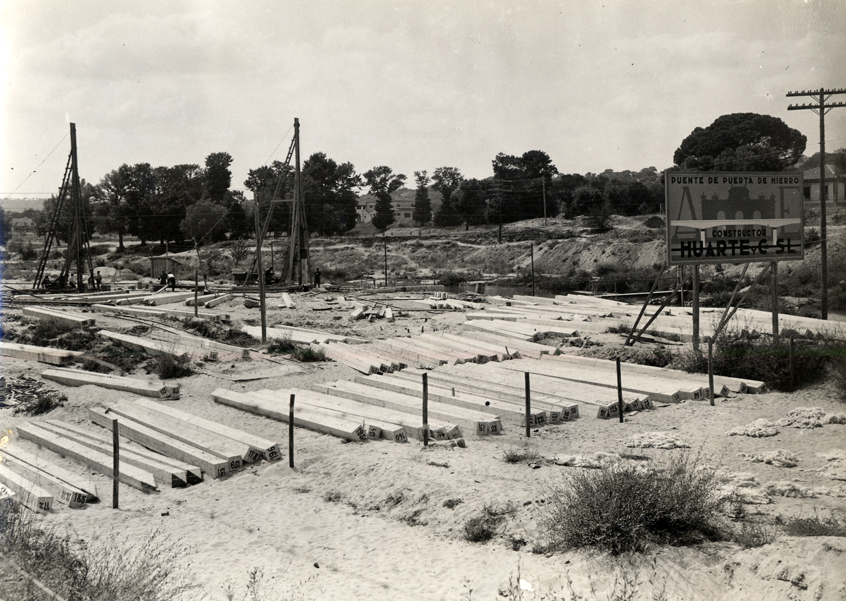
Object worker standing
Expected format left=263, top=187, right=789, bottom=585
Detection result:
left=314, top=268, right=321, bottom=288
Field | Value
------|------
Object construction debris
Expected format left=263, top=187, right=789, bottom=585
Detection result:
left=2, top=375, right=67, bottom=415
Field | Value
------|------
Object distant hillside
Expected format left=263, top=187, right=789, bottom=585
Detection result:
left=0, top=197, right=47, bottom=213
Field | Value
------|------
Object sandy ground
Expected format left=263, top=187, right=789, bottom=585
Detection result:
left=1, top=288, right=845, bottom=600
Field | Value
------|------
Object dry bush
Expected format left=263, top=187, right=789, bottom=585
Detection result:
left=0, top=504, right=193, bottom=601
left=502, top=449, right=541, bottom=464
left=782, top=511, right=846, bottom=537
left=541, top=451, right=724, bottom=554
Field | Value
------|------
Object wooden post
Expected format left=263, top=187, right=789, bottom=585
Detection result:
left=616, top=358, right=624, bottom=423
left=524, top=372, right=531, bottom=437
left=254, top=193, right=267, bottom=343
left=707, top=337, right=715, bottom=407
left=112, top=418, right=120, bottom=509
left=194, top=270, right=199, bottom=318
left=422, top=373, right=429, bottom=447
left=289, top=394, right=295, bottom=468
left=771, top=261, right=779, bottom=344
left=789, top=337, right=795, bottom=390
left=530, top=244, right=535, bottom=297
left=678, top=265, right=684, bottom=306
left=692, top=264, right=700, bottom=352
left=384, top=235, right=388, bottom=287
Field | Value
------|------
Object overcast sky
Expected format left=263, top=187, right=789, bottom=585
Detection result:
left=1, top=0, right=844, bottom=204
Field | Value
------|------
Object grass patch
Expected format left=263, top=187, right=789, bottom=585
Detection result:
left=502, top=449, right=541, bottom=464
left=0, top=504, right=192, bottom=601
left=323, top=491, right=342, bottom=503
left=541, top=451, right=723, bottom=554
left=782, top=511, right=846, bottom=537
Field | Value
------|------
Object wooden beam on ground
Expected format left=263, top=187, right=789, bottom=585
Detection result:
left=102, top=402, right=248, bottom=469
left=91, top=303, right=229, bottom=322
left=439, top=333, right=520, bottom=360
left=314, top=380, right=500, bottom=435
left=97, top=330, right=214, bottom=360
left=89, top=406, right=227, bottom=478
left=41, top=368, right=174, bottom=398
left=390, top=368, right=572, bottom=423
left=204, top=293, right=234, bottom=308
left=372, top=339, right=447, bottom=368
left=280, top=293, right=297, bottom=309
left=133, top=398, right=282, bottom=462
left=0, top=445, right=99, bottom=502
left=0, top=451, right=87, bottom=507
left=186, top=293, right=220, bottom=306
left=353, top=374, right=527, bottom=429
left=458, top=329, right=554, bottom=359
left=36, top=421, right=188, bottom=488
left=0, top=464, right=53, bottom=512
left=211, top=388, right=368, bottom=441
left=16, top=423, right=158, bottom=493
left=22, top=307, right=95, bottom=328
left=250, top=389, right=406, bottom=442
left=417, top=333, right=500, bottom=363
left=145, top=291, right=199, bottom=306
left=45, top=419, right=202, bottom=484
left=0, top=341, right=83, bottom=366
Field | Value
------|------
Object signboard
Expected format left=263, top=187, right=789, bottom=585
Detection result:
left=665, top=172, right=804, bottom=266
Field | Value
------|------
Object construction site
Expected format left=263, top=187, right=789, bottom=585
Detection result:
left=1, top=122, right=846, bottom=600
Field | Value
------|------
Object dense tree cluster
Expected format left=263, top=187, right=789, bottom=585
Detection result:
left=15, top=111, right=814, bottom=246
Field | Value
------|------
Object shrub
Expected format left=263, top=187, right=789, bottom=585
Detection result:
left=733, top=521, right=778, bottom=548
left=267, top=335, right=297, bottom=354
left=437, top=271, right=466, bottom=287
left=782, top=511, right=846, bottom=537
left=27, top=318, right=76, bottom=346
left=149, top=353, right=193, bottom=379
left=541, top=451, right=723, bottom=554
left=463, top=513, right=502, bottom=543
left=502, top=449, right=541, bottom=464
left=267, top=335, right=326, bottom=362
left=671, top=328, right=840, bottom=391
left=0, top=504, right=192, bottom=601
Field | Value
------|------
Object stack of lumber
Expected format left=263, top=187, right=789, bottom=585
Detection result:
left=92, top=399, right=283, bottom=474
left=540, top=353, right=765, bottom=395
left=186, top=293, right=229, bottom=307
left=212, top=388, right=372, bottom=442
left=66, top=290, right=151, bottom=303
left=0, top=445, right=98, bottom=511
left=16, top=422, right=159, bottom=492
left=0, top=341, right=83, bottom=366
left=41, top=367, right=179, bottom=399
left=22, top=306, right=95, bottom=328
left=213, top=386, right=467, bottom=442
left=442, top=361, right=642, bottom=419
left=144, top=291, right=199, bottom=306
left=91, top=303, right=229, bottom=322
left=313, top=380, right=501, bottom=435
left=311, top=341, right=405, bottom=374
left=389, top=368, right=578, bottom=424
left=464, top=317, right=581, bottom=341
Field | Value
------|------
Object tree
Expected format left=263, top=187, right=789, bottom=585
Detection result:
left=364, top=166, right=406, bottom=232
left=137, top=164, right=203, bottom=244
left=204, top=152, right=233, bottom=203
left=491, top=151, right=558, bottom=222
left=180, top=200, right=228, bottom=244
left=570, top=185, right=605, bottom=217
left=412, top=171, right=432, bottom=226
left=432, top=166, right=464, bottom=227
left=93, top=166, right=133, bottom=249
left=0, top=206, right=10, bottom=247
left=673, top=113, right=806, bottom=171
left=244, top=161, right=294, bottom=238
left=302, top=153, right=361, bottom=235
left=453, top=178, right=488, bottom=229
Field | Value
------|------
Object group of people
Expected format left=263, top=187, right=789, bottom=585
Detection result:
left=40, top=271, right=102, bottom=291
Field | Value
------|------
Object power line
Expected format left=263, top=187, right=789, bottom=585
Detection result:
left=2, top=132, right=70, bottom=201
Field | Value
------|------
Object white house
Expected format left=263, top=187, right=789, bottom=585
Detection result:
left=803, top=165, right=845, bottom=206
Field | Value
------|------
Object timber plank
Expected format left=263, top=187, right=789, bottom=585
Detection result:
left=0, top=446, right=99, bottom=502
left=16, top=423, right=158, bottom=493
left=89, top=407, right=228, bottom=478
left=36, top=421, right=187, bottom=488
left=0, top=451, right=87, bottom=507
left=104, top=402, right=248, bottom=468
left=211, top=389, right=368, bottom=441
left=22, top=307, right=95, bottom=327
left=0, top=464, right=53, bottom=512
left=0, top=341, right=83, bottom=366
left=45, top=419, right=202, bottom=484
left=133, top=398, right=282, bottom=462
left=41, top=368, right=171, bottom=398
left=314, top=380, right=501, bottom=435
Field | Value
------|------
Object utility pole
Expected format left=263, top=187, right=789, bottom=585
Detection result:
left=542, top=178, right=547, bottom=226
left=254, top=192, right=267, bottom=343
left=285, top=118, right=311, bottom=286
left=787, top=87, right=846, bottom=320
